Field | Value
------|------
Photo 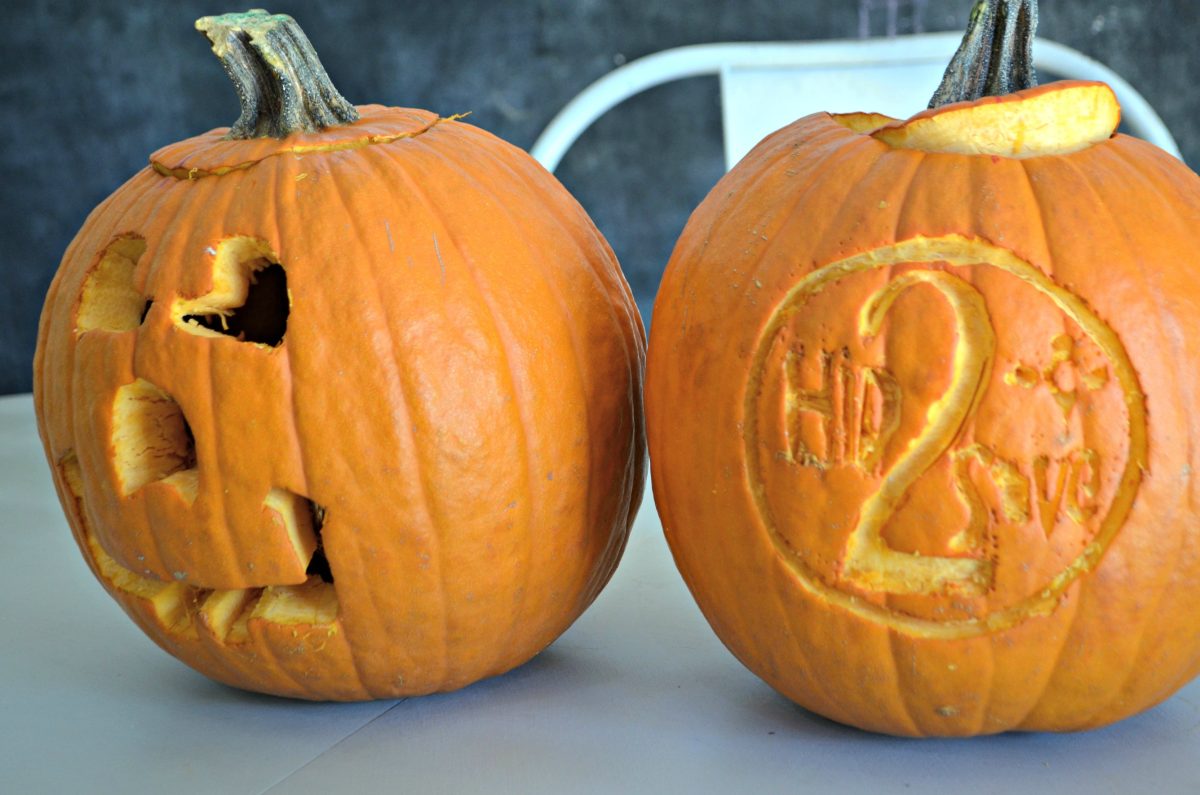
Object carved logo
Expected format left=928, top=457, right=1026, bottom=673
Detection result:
left=744, top=236, right=1147, bottom=638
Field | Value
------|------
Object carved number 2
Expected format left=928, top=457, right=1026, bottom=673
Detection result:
left=840, top=270, right=999, bottom=597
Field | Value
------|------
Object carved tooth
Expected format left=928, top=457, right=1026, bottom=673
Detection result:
left=200, top=588, right=259, bottom=641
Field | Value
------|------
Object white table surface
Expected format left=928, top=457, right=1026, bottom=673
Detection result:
left=3, top=391, right=1199, bottom=794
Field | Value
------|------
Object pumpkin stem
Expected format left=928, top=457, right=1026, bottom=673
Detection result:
left=928, top=0, right=1039, bottom=108
left=196, top=9, right=359, bottom=139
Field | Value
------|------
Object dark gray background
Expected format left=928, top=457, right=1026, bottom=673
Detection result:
left=3, top=0, right=1196, bottom=394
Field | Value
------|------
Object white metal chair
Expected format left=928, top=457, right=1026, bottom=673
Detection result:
left=531, top=32, right=1181, bottom=173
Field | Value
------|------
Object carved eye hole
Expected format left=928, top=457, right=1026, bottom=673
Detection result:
left=175, top=238, right=289, bottom=347
left=112, top=378, right=198, bottom=499
left=77, top=235, right=149, bottom=334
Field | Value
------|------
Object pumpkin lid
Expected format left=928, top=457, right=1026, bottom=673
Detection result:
left=831, top=0, right=1120, bottom=159
left=851, top=81, right=1122, bottom=159
left=149, top=105, right=448, bottom=178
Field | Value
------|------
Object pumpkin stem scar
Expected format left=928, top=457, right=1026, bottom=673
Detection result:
left=929, top=0, right=1038, bottom=108
left=195, top=9, right=359, bottom=139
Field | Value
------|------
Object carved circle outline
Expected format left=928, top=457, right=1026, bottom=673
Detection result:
left=742, top=235, right=1147, bottom=639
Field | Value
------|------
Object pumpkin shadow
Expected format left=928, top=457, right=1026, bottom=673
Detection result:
left=183, top=643, right=603, bottom=712
left=732, top=673, right=1200, bottom=755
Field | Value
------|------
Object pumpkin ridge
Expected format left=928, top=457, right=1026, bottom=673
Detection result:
left=1108, top=142, right=1200, bottom=503
left=149, top=114, right=456, bottom=181
left=971, top=633, right=998, bottom=735
left=479, top=129, right=643, bottom=347
left=701, top=119, right=859, bottom=286
left=769, top=560, right=880, bottom=732
left=404, top=147, right=578, bottom=660
left=464, top=141, right=640, bottom=606
left=1048, top=150, right=1189, bottom=730
left=885, top=621, right=934, bottom=735
left=768, top=133, right=888, bottom=268
left=364, top=169, right=465, bottom=688
left=1010, top=156, right=1147, bottom=730
left=474, top=154, right=632, bottom=604
left=318, top=156, right=433, bottom=690
left=656, top=116, right=835, bottom=315
left=1001, top=161, right=1080, bottom=729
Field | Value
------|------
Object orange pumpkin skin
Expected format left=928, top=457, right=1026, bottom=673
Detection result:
left=646, top=86, right=1200, bottom=735
left=35, top=105, right=646, bottom=700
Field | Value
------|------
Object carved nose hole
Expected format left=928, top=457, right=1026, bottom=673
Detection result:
left=182, top=262, right=289, bottom=347
left=305, top=503, right=333, bottom=583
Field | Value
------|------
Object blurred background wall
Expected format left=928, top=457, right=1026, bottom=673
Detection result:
left=2, top=0, right=1196, bottom=394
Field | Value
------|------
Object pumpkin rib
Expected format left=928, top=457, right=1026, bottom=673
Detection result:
left=415, top=147, right=597, bottom=629
left=393, top=150, right=546, bottom=675
left=966, top=158, right=1050, bottom=733
left=1052, top=149, right=1191, bottom=729
left=320, top=160, right=438, bottom=690
left=765, top=563, right=864, bottom=729
left=372, top=151, right=522, bottom=686
left=995, top=157, right=1093, bottom=731
left=247, top=621, right=322, bottom=699
left=125, top=178, right=214, bottom=578
left=729, top=132, right=888, bottom=341
left=1104, top=142, right=1200, bottom=474
left=774, top=147, right=928, bottom=731
left=1011, top=151, right=1160, bottom=730
left=740, top=154, right=888, bottom=726
left=488, top=139, right=640, bottom=329
left=480, top=137, right=642, bottom=389
left=675, top=119, right=851, bottom=312
left=472, top=142, right=642, bottom=606
left=456, top=255, right=543, bottom=669
left=275, top=157, right=387, bottom=689
left=970, top=638, right=998, bottom=735
left=885, top=626, right=936, bottom=735
left=197, top=179, right=275, bottom=585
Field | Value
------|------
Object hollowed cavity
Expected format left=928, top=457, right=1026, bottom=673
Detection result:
left=76, top=235, right=148, bottom=333
left=175, top=237, right=289, bottom=347
left=112, top=379, right=197, bottom=495
left=263, top=488, right=323, bottom=577
left=305, top=503, right=334, bottom=583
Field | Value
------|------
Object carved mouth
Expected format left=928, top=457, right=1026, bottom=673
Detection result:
left=60, top=450, right=337, bottom=641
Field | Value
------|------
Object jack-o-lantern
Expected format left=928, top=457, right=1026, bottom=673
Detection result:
left=35, top=11, right=645, bottom=700
left=647, top=0, right=1200, bottom=735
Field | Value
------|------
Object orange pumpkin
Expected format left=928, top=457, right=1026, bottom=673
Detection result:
left=647, top=0, right=1200, bottom=735
left=35, top=10, right=645, bottom=700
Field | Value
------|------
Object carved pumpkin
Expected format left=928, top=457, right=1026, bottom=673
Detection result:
left=646, top=0, right=1200, bottom=735
left=35, top=11, right=645, bottom=700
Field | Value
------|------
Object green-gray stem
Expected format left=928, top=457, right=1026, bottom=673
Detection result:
left=928, top=0, right=1039, bottom=109
left=196, top=9, right=359, bottom=139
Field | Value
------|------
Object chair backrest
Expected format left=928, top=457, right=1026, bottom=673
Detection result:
left=531, top=32, right=1181, bottom=173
